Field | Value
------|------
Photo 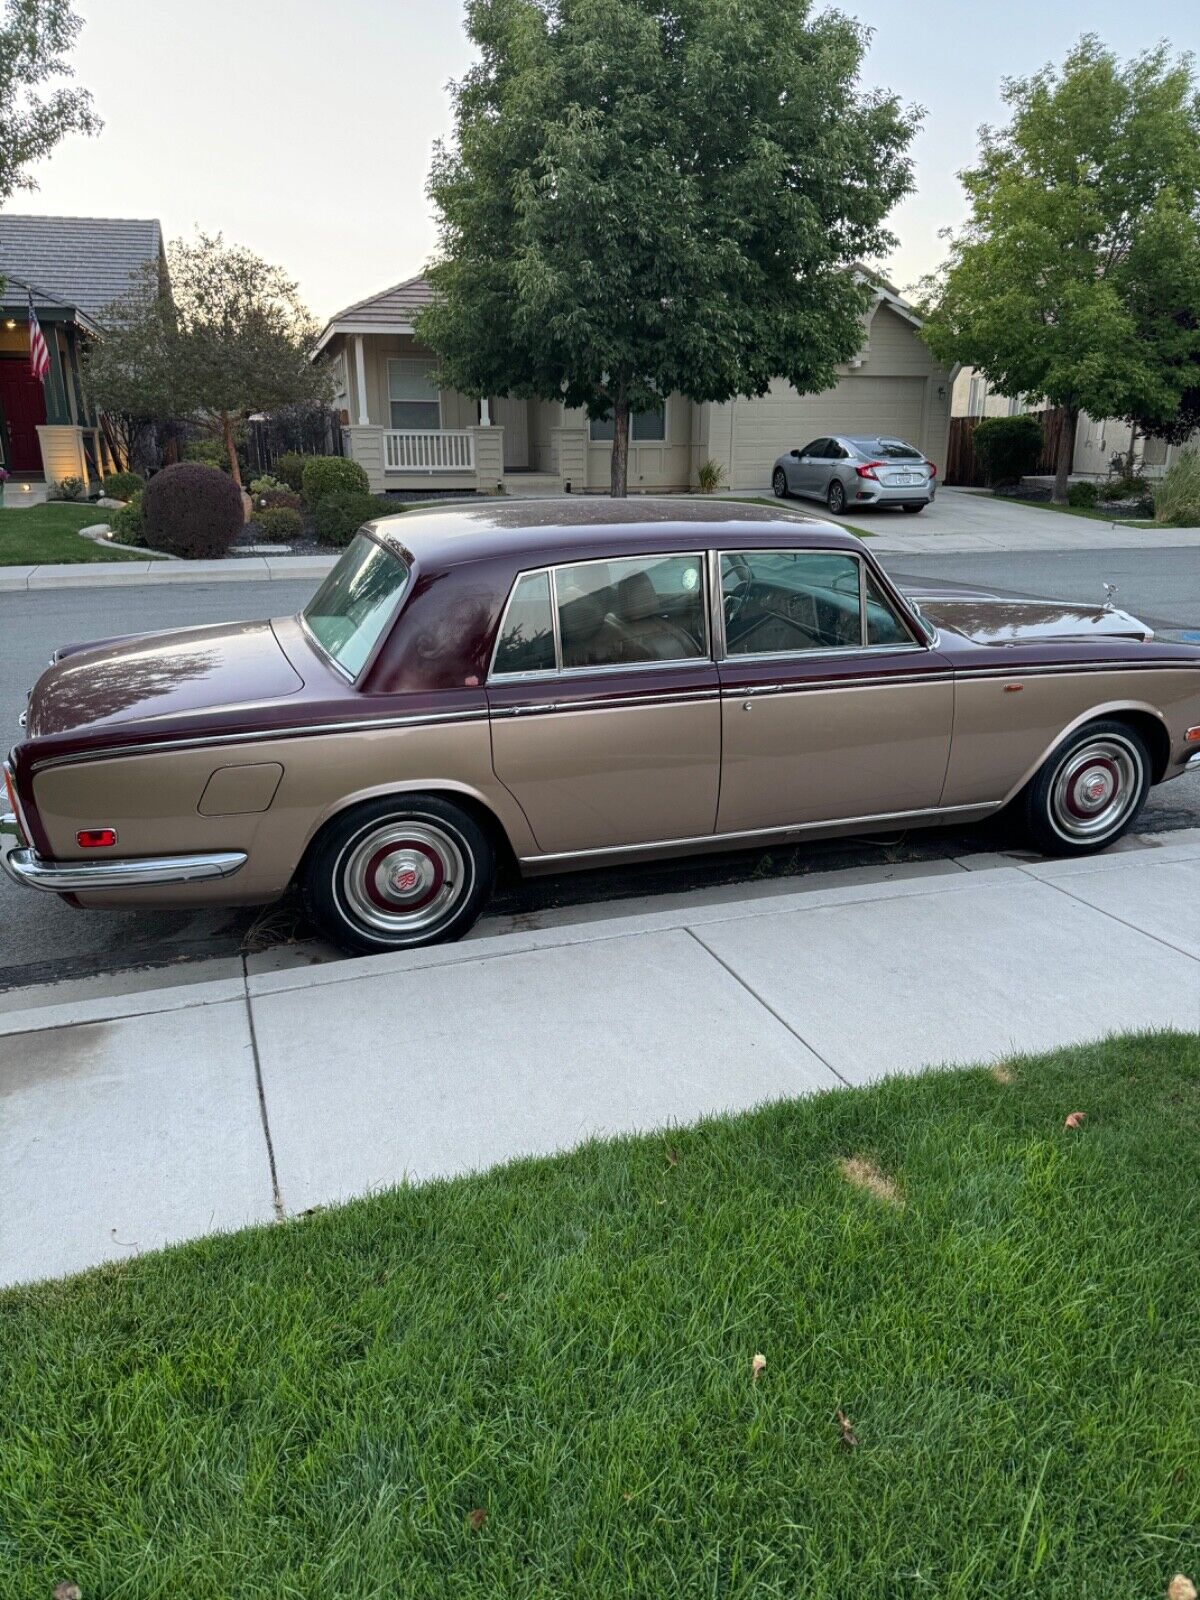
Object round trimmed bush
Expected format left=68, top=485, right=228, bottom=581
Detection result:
left=250, top=506, right=303, bottom=544
left=142, top=463, right=245, bottom=559
left=974, top=414, right=1044, bottom=486
left=313, top=490, right=396, bottom=547
left=1068, top=480, right=1099, bottom=508
left=274, top=452, right=308, bottom=492
left=103, top=469, right=145, bottom=501
left=302, top=455, right=369, bottom=505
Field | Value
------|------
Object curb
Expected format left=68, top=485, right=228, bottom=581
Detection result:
left=0, top=555, right=339, bottom=592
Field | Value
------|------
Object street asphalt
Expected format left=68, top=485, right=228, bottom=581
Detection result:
left=2, top=548, right=1198, bottom=990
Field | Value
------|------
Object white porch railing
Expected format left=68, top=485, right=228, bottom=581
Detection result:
left=384, top=429, right=476, bottom=472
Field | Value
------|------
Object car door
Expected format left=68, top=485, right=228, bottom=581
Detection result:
left=715, top=548, right=955, bottom=835
left=790, top=439, right=829, bottom=499
left=488, top=552, right=720, bottom=857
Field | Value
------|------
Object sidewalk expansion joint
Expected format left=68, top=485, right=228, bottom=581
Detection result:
left=242, top=963, right=285, bottom=1221
left=1030, top=872, right=1200, bottom=967
left=683, top=926, right=850, bottom=1088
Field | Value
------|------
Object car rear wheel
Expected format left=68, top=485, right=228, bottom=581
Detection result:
left=827, top=480, right=846, bottom=515
left=772, top=467, right=789, bottom=498
left=1021, top=721, right=1150, bottom=857
left=901, top=503, right=924, bottom=514
left=304, top=795, right=495, bottom=954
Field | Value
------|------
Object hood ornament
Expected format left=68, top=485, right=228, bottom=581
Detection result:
left=1102, top=582, right=1119, bottom=612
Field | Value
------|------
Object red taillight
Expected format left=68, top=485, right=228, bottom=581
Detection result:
left=927, top=462, right=938, bottom=478
left=1186, top=726, right=1200, bottom=744
left=855, top=460, right=884, bottom=480
left=77, top=828, right=117, bottom=849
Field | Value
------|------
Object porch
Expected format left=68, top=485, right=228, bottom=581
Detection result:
left=0, top=287, right=114, bottom=492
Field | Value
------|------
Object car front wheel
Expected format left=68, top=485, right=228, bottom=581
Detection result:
left=827, top=480, right=846, bottom=515
left=304, top=795, right=495, bottom=954
left=772, top=467, right=789, bottom=498
left=1021, top=721, right=1150, bottom=857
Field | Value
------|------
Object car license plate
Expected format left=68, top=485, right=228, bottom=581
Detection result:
left=896, top=474, right=914, bottom=485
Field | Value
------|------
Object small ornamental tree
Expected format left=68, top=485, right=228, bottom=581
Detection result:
left=421, top=0, right=919, bottom=496
left=920, top=38, right=1200, bottom=504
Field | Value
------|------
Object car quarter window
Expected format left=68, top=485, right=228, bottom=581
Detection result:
left=492, top=570, right=557, bottom=676
left=720, top=550, right=868, bottom=656
left=555, top=553, right=707, bottom=670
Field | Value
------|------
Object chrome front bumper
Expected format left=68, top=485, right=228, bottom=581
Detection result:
left=1, top=813, right=247, bottom=894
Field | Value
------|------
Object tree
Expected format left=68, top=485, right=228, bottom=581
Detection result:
left=0, top=0, right=98, bottom=215
left=420, top=0, right=919, bottom=496
left=86, top=233, right=330, bottom=487
left=919, top=37, right=1200, bottom=503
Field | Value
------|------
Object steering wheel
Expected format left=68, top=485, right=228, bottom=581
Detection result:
left=723, top=553, right=754, bottom=624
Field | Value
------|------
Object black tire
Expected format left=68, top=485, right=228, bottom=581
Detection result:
left=304, top=794, right=495, bottom=954
left=772, top=467, right=789, bottom=498
left=1021, top=720, right=1151, bottom=857
left=901, top=503, right=924, bottom=515
left=827, top=479, right=846, bottom=515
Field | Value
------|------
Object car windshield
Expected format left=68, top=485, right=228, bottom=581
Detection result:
left=848, top=437, right=923, bottom=460
left=302, top=531, right=410, bottom=679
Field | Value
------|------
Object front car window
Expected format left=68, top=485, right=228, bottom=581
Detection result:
left=864, top=569, right=914, bottom=645
left=721, top=550, right=865, bottom=656
left=303, top=532, right=410, bottom=678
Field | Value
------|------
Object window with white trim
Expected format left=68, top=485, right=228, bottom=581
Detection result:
left=589, top=400, right=667, bottom=443
left=387, top=358, right=441, bottom=431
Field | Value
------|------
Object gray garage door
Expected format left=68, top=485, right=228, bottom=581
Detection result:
left=731, top=376, right=927, bottom=488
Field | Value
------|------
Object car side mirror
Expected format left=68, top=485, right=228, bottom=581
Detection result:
left=790, top=449, right=801, bottom=458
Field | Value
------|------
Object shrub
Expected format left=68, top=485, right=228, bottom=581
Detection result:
left=313, top=490, right=397, bottom=547
left=274, top=451, right=309, bottom=492
left=302, top=455, right=369, bottom=505
left=142, top=462, right=245, bottom=559
left=50, top=475, right=87, bottom=502
left=103, top=469, right=145, bottom=501
left=973, top=414, right=1043, bottom=486
left=697, top=459, right=727, bottom=494
left=1152, top=449, right=1200, bottom=527
left=1067, top=480, right=1099, bottom=508
left=109, top=491, right=146, bottom=546
left=249, top=506, right=303, bottom=544
left=248, top=474, right=287, bottom=496
left=183, top=439, right=229, bottom=472
left=1135, top=492, right=1156, bottom=518
left=256, top=487, right=303, bottom=513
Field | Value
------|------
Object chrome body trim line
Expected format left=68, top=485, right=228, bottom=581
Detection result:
left=1, top=844, right=249, bottom=894
left=491, top=689, right=721, bottom=718
left=518, top=801, right=1000, bottom=866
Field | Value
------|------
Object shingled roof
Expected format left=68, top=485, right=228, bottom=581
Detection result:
left=0, top=214, right=165, bottom=322
left=315, top=273, right=435, bottom=350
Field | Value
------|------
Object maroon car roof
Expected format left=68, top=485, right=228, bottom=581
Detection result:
left=368, top=497, right=860, bottom=571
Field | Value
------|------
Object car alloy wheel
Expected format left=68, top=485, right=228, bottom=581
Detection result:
left=1023, top=722, right=1149, bottom=856
left=305, top=795, right=494, bottom=952
left=827, top=480, right=846, bottom=514
left=772, top=467, right=788, bottom=498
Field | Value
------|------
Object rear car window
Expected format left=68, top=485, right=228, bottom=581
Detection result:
left=556, top=554, right=707, bottom=669
left=492, top=570, right=556, bottom=675
left=848, top=437, right=923, bottom=460
left=303, top=532, right=410, bottom=678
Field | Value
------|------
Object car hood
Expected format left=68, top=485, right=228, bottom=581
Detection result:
left=906, top=589, right=1153, bottom=647
left=24, top=619, right=304, bottom=738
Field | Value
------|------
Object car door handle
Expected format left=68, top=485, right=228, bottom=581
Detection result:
left=742, top=700, right=753, bottom=712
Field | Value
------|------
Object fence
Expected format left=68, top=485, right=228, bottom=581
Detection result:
left=244, top=404, right=344, bottom=478
left=944, top=408, right=1072, bottom=486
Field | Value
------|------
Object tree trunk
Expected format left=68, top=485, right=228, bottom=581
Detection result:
left=220, top=411, right=242, bottom=487
left=609, top=386, right=630, bottom=498
left=1052, top=405, right=1077, bottom=505
left=1125, top=422, right=1139, bottom=479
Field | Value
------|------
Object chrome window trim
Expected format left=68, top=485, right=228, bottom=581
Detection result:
left=715, top=547, right=925, bottom=664
left=488, top=550, right=712, bottom=684
left=298, top=611, right=354, bottom=683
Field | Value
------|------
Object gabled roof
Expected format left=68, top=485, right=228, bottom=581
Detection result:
left=0, top=214, right=165, bottom=321
left=315, top=273, right=435, bottom=351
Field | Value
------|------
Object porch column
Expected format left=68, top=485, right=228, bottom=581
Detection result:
left=353, top=335, right=370, bottom=426
left=480, top=396, right=492, bottom=426
left=43, top=324, right=72, bottom=425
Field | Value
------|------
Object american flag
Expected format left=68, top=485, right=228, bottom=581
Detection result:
left=28, top=293, right=49, bottom=383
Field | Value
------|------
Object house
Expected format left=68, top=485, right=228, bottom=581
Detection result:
left=0, top=214, right=166, bottom=490
left=314, top=273, right=954, bottom=496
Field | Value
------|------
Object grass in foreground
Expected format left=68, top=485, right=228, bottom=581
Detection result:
left=0, top=502, right=146, bottom=564
left=3, top=1032, right=1199, bottom=1598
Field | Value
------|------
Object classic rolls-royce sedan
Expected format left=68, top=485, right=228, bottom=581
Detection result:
left=4, top=501, right=1200, bottom=953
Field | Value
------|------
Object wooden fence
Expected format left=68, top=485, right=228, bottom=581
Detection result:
left=944, top=408, right=1072, bottom=486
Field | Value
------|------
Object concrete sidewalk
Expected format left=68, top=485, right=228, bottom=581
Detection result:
left=3, top=835, right=1199, bottom=1286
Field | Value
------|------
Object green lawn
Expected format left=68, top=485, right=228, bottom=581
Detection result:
left=3, top=1031, right=1199, bottom=1599
left=979, top=494, right=1160, bottom=530
left=0, top=502, right=148, bottom=564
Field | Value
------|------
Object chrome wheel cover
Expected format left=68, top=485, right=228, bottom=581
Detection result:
left=773, top=469, right=787, bottom=497
left=336, top=819, right=469, bottom=935
left=828, top=482, right=844, bottom=512
left=1048, top=736, right=1142, bottom=843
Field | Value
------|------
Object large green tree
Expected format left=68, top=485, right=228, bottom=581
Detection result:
left=87, top=233, right=329, bottom=486
left=420, top=0, right=919, bottom=496
left=920, top=37, right=1200, bottom=502
left=0, top=0, right=98, bottom=213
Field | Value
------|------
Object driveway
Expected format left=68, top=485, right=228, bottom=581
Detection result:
left=846, top=486, right=1200, bottom=552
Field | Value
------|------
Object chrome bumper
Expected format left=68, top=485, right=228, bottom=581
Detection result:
left=1187, top=751, right=1200, bottom=772
left=1, top=814, right=247, bottom=893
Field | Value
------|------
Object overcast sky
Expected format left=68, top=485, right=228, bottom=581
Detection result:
left=13, top=0, right=1200, bottom=323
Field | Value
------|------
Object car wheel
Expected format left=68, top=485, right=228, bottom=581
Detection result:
left=1021, top=721, right=1150, bottom=857
left=772, top=467, right=789, bottom=498
left=304, top=794, right=495, bottom=954
left=827, top=480, right=846, bottom=515
left=902, top=503, right=924, bottom=515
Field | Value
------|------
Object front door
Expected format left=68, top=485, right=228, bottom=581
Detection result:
left=0, top=357, right=47, bottom=472
left=715, top=548, right=955, bottom=834
left=493, top=397, right=529, bottom=470
left=488, top=552, right=720, bottom=857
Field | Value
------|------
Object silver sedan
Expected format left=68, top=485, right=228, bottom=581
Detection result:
left=772, top=435, right=937, bottom=516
